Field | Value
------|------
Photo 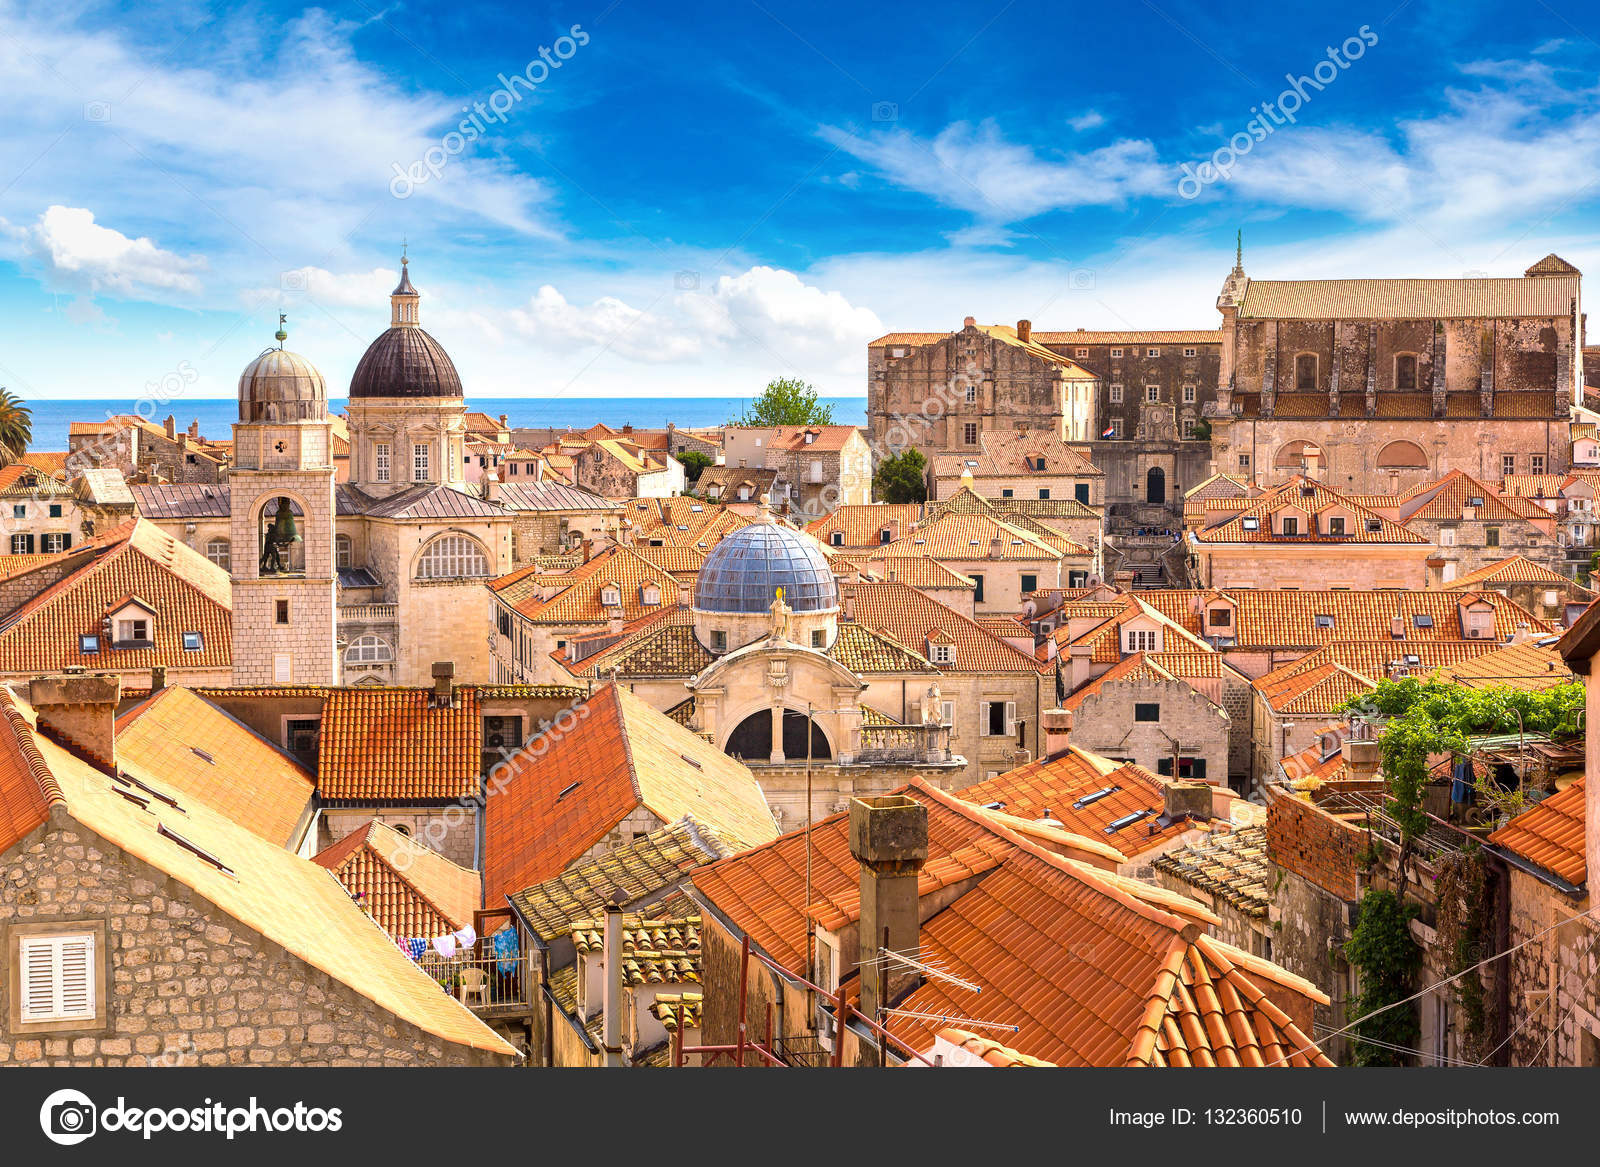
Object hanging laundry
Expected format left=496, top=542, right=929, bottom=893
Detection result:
left=493, top=927, right=519, bottom=974
left=452, top=924, right=477, bottom=951
left=433, top=934, right=457, bottom=959
left=407, top=938, right=427, bottom=962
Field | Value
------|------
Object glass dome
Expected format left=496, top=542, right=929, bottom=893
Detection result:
left=696, top=524, right=838, bottom=613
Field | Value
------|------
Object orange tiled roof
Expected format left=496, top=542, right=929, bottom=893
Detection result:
left=317, top=687, right=482, bottom=802
left=1399, top=469, right=1549, bottom=524
left=0, top=519, right=231, bottom=674
left=1435, top=641, right=1576, bottom=691
left=483, top=684, right=777, bottom=904
left=930, top=431, right=1102, bottom=479
left=1254, top=661, right=1377, bottom=716
left=1062, top=650, right=1242, bottom=712
left=314, top=820, right=481, bottom=939
left=842, top=554, right=975, bottom=590
left=1445, top=555, right=1589, bottom=592
left=932, top=1027, right=1056, bottom=1067
left=501, top=545, right=684, bottom=626
left=1490, top=778, right=1586, bottom=887
left=114, top=686, right=315, bottom=848
left=806, top=503, right=923, bottom=550
left=891, top=510, right=1090, bottom=560
left=1191, top=476, right=1424, bottom=544
left=845, top=581, right=1049, bottom=674
left=1061, top=596, right=1214, bottom=664
left=0, top=686, right=62, bottom=855
left=1136, top=589, right=1551, bottom=648
left=956, top=749, right=1222, bottom=857
left=759, top=425, right=863, bottom=453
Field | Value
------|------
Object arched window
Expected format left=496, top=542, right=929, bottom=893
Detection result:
left=1294, top=353, right=1318, bottom=391
left=1395, top=353, right=1418, bottom=390
left=416, top=534, right=490, bottom=579
left=1376, top=440, right=1428, bottom=470
left=205, top=537, right=231, bottom=571
left=336, top=534, right=353, bottom=569
left=344, top=634, right=394, bottom=663
left=1275, top=439, right=1324, bottom=469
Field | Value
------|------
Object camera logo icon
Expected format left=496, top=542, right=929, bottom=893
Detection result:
left=83, top=102, right=111, bottom=123
left=871, top=101, right=899, bottom=122
left=673, top=270, right=700, bottom=291
left=280, top=270, right=310, bottom=293
left=40, top=1088, right=97, bottom=1146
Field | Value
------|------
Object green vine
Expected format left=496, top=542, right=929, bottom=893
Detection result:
left=1435, top=848, right=1494, bottom=1062
left=1344, top=888, right=1423, bottom=1066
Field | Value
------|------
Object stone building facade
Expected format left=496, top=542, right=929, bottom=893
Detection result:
left=1208, top=254, right=1584, bottom=495
left=0, top=817, right=506, bottom=1066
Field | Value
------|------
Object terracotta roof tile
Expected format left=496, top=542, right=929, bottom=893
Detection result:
left=1399, top=470, right=1549, bottom=524
left=844, top=581, right=1049, bottom=673
left=314, top=820, right=481, bottom=939
left=317, top=687, right=481, bottom=802
left=886, top=511, right=1089, bottom=559
left=483, top=685, right=777, bottom=904
left=1445, top=555, right=1589, bottom=591
left=1238, top=274, right=1579, bottom=320
left=1192, top=476, right=1424, bottom=544
left=114, top=687, right=315, bottom=847
left=1490, top=778, right=1586, bottom=886
left=806, top=504, right=923, bottom=550
left=499, top=545, right=684, bottom=625
left=0, top=519, right=231, bottom=675
left=1151, top=826, right=1272, bottom=917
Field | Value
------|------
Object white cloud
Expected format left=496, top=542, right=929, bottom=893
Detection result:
left=507, top=285, right=699, bottom=362
left=1067, top=110, right=1106, bottom=132
left=254, top=265, right=401, bottom=309
left=817, top=119, right=1167, bottom=221
left=16, top=205, right=207, bottom=295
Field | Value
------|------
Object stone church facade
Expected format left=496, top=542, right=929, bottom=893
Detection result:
left=1207, top=253, right=1584, bottom=495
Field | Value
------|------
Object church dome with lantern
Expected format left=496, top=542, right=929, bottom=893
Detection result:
left=695, top=521, right=838, bottom=614
left=348, top=256, right=464, bottom=400
left=238, top=330, right=328, bottom=423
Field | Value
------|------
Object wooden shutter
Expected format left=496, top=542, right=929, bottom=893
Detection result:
left=20, top=933, right=95, bottom=1022
left=1004, top=702, right=1017, bottom=738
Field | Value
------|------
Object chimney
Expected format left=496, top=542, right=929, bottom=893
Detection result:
left=602, top=889, right=627, bottom=1067
left=1425, top=557, right=1446, bottom=588
left=150, top=665, right=167, bottom=693
left=188, top=419, right=200, bottom=439
left=963, top=316, right=976, bottom=328
left=1041, top=707, right=1073, bottom=759
left=1162, top=778, right=1213, bottom=821
left=678, top=584, right=691, bottom=608
left=1390, top=614, right=1406, bottom=639
left=849, top=795, right=928, bottom=1061
left=1016, top=319, right=1031, bottom=343
left=484, top=471, right=501, bottom=503
left=430, top=661, right=457, bottom=708
left=498, top=413, right=508, bottom=428
left=1346, top=739, right=1381, bottom=782
left=608, top=610, right=624, bottom=636
left=164, top=415, right=176, bottom=440
left=988, top=535, right=1003, bottom=560
left=29, top=673, right=121, bottom=763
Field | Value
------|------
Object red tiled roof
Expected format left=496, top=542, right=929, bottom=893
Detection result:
left=1445, top=555, right=1589, bottom=592
left=845, top=581, right=1049, bottom=674
left=1399, top=469, right=1549, bottom=524
left=1490, top=778, right=1586, bottom=886
left=0, top=689, right=62, bottom=854
left=314, top=820, right=481, bottom=939
left=1192, top=476, right=1423, bottom=544
left=0, top=519, right=231, bottom=675
left=483, top=684, right=777, bottom=904
left=806, top=504, right=923, bottom=549
left=956, top=749, right=1222, bottom=857
left=317, top=688, right=482, bottom=802
left=498, top=545, right=683, bottom=625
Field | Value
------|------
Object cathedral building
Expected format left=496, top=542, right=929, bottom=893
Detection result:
left=1208, top=253, right=1584, bottom=495
left=217, top=257, right=513, bottom=686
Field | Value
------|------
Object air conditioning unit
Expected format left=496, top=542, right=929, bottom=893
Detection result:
left=483, top=715, right=520, bottom=752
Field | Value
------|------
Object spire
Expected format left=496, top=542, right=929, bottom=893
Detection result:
left=390, top=250, right=419, bottom=327
left=1233, top=229, right=1244, bottom=275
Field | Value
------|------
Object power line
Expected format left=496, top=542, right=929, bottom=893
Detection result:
left=1268, top=900, right=1600, bottom=1067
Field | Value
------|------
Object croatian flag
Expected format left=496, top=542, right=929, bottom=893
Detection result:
left=1102, top=424, right=1116, bottom=438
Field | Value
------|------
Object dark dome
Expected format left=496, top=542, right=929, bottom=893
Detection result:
left=696, top=523, right=838, bottom=614
left=348, top=326, right=463, bottom=399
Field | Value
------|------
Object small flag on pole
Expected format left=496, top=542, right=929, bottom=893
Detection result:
left=1102, top=424, right=1116, bottom=438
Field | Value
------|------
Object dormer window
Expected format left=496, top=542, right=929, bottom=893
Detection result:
left=1207, top=607, right=1232, bottom=628
left=600, top=586, right=621, bottom=607
left=79, top=634, right=99, bottom=654
left=1280, top=517, right=1298, bottom=536
left=928, top=643, right=956, bottom=665
left=1125, top=628, right=1159, bottom=653
left=1327, top=517, right=1346, bottom=536
left=880, top=529, right=892, bottom=544
left=1314, top=614, right=1334, bottom=629
left=831, top=531, right=844, bottom=546
left=116, top=618, right=150, bottom=645
left=640, top=584, right=661, bottom=606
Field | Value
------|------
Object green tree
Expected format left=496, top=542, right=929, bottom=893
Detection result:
left=728, top=377, right=835, bottom=427
left=0, top=389, right=32, bottom=466
left=874, top=448, right=928, bottom=504
left=676, top=449, right=712, bottom=484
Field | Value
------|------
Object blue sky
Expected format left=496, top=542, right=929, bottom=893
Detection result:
left=1, top=0, right=1598, bottom=404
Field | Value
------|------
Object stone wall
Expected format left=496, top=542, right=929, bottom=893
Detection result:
left=1071, top=678, right=1229, bottom=784
left=0, top=813, right=511, bottom=1065
left=1503, top=869, right=1600, bottom=1066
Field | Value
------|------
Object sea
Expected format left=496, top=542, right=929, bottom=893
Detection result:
left=25, top=395, right=871, bottom=453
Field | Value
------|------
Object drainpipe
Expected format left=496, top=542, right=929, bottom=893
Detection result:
left=602, top=892, right=625, bottom=1067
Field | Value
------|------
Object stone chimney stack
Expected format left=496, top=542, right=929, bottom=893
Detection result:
left=430, top=661, right=457, bottom=709
left=164, top=415, right=176, bottom=440
left=29, top=673, right=121, bottom=763
left=849, top=794, right=928, bottom=1058
left=602, top=890, right=627, bottom=1067
left=1041, top=707, right=1073, bottom=759
left=1346, top=738, right=1381, bottom=782
left=1162, top=779, right=1213, bottom=821
left=1016, top=319, right=1032, bottom=343
left=963, top=316, right=976, bottom=328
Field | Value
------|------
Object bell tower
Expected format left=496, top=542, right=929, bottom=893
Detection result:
left=228, top=316, right=339, bottom=685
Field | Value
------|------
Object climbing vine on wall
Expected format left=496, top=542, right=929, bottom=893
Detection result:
left=1436, top=848, right=1495, bottom=1063
left=1344, top=888, right=1423, bottom=1066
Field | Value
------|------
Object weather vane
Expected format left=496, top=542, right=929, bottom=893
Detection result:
left=275, top=313, right=288, bottom=347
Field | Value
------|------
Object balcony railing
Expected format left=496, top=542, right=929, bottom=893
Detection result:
left=338, top=603, right=399, bottom=623
left=414, top=950, right=534, bottom=1015
left=855, top=722, right=954, bottom=765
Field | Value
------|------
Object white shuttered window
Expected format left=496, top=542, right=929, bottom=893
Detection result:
left=20, top=933, right=95, bottom=1023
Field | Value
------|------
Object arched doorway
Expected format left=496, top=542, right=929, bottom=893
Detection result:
left=724, top=709, right=832, bottom=762
left=1146, top=466, right=1166, bottom=505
